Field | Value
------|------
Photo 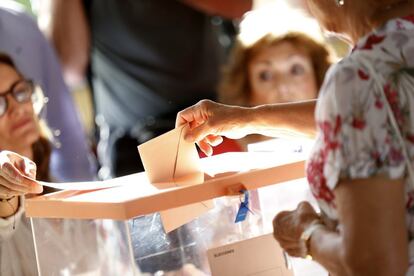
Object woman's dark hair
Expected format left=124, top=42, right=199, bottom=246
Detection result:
left=0, top=53, right=16, bottom=68
left=0, top=52, right=52, bottom=182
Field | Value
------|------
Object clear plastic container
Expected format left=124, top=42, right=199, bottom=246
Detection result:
left=30, top=193, right=264, bottom=275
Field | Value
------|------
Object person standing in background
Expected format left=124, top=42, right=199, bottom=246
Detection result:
left=0, top=0, right=96, bottom=181
left=213, top=32, right=332, bottom=154
left=41, top=2, right=253, bottom=274
left=42, top=0, right=252, bottom=179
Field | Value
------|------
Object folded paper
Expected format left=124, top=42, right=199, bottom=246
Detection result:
left=138, top=125, right=204, bottom=188
left=160, top=200, right=214, bottom=233
left=138, top=125, right=212, bottom=232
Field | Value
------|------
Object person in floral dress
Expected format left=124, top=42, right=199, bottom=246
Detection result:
left=175, top=0, right=414, bottom=274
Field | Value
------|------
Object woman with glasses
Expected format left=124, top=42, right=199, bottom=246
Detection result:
left=0, top=53, right=133, bottom=276
left=177, top=0, right=414, bottom=274
left=0, top=52, right=51, bottom=275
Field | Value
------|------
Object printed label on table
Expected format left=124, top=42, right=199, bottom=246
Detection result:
left=207, top=233, right=293, bottom=276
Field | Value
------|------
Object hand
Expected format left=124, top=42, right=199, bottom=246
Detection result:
left=273, top=201, right=320, bottom=258
left=176, top=99, right=251, bottom=156
left=0, top=150, right=42, bottom=198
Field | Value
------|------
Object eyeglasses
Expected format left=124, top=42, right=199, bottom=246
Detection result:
left=0, top=79, right=34, bottom=117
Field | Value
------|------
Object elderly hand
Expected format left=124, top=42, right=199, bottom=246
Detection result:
left=273, top=201, right=321, bottom=258
left=0, top=150, right=42, bottom=198
left=175, top=99, right=252, bottom=156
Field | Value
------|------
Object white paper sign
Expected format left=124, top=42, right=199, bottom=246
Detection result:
left=207, top=233, right=293, bottom=276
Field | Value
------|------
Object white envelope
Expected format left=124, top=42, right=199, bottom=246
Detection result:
left=207, top=233, right=293, bottom=276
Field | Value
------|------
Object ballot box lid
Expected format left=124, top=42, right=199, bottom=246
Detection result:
left=26, top=152, right=306, bottom=220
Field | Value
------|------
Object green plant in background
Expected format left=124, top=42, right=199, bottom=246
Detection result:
left=13, top=0, right=34, bottom=15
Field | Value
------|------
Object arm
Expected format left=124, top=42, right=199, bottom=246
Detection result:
left=251, top=100, right=316, bottom=139
left=176, top=99, right=316, bottom=155
left=0, top=196, right=25, bottom=241
left=0, top=197, right=19, bottom=218
left=180, top=0, right=252, bottom=19
left=276, top=176, right=408, bottom=275
left=38, top=0, right=90, bottom=86
left=311, top=176, right=408, bottom=275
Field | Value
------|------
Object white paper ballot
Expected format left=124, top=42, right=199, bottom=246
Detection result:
left=207, top=234, right=293, bottom=276
left=38, top=173, right=138, bottom=191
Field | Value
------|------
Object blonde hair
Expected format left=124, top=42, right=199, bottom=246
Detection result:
left=311, top=0, right=414, bottom=33
left=219, top=33, right=333, bottom=106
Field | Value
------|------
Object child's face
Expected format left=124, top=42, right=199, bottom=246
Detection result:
left=248, top=41, right=318, bottom=105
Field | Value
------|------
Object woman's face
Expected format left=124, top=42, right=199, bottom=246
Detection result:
left=248, top=42, right=319, bottom=105
left=0, top=64, right=39, bottom=154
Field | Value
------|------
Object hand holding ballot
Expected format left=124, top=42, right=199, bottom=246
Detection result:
left=0, top=150, right=42, bottom=198
left=176, top=99, right=317, bottom=156
left=176, top=100, right=254, bottom=156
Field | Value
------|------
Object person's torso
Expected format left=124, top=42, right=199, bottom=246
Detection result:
left=307, top=16, right=414, bottom=243
left=89, top=0, right=225, bottom=128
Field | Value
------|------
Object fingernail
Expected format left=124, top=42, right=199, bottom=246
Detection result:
left=29, top=169, right=36, bottom=179
left=25, top=164, right=34, bottom=174
left=184, top=133, right=194, bottom=141
left=33, top=184, right=43, bottom=194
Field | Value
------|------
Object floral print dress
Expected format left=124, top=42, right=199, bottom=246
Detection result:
left=306, top=15, right=414, bottom=270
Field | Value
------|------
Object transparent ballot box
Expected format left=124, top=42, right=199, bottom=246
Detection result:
left=26, top=152, right=306, bottom=275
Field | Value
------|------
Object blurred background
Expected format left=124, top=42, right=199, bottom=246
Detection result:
left=12, top=0, right=348, bottom=143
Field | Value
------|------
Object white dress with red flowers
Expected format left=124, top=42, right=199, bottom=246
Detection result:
left=306, top=15, right=414, bottom=271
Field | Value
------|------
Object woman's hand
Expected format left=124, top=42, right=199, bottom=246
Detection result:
left=273, top=201, right=320, bottom=258
left=176, top=99, right=252, bottom=156
left=0, top=150, right=42, bottom=198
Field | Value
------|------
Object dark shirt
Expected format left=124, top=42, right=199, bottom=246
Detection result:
left=90, top=0, right=224, bottom=129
